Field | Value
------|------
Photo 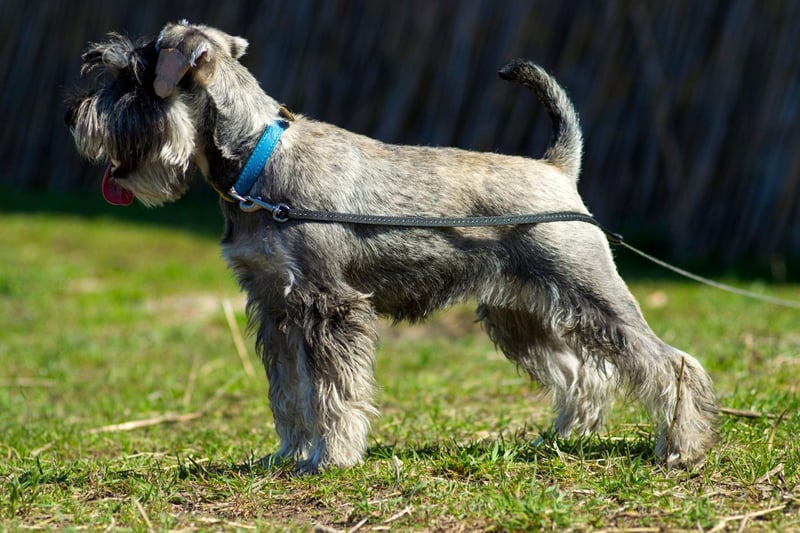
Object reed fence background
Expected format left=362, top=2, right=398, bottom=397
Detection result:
left=1, top=0, right=798, bottom=262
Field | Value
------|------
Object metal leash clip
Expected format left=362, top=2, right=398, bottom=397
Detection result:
left=237, top=195, right=291, bottom=222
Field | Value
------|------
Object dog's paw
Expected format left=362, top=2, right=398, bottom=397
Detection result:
left=258, top=453, right=295, bottom=471
left=293, top=460, right=321, bottom=476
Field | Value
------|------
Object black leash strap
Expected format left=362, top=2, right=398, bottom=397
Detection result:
left=237, top=196, right=624, bottom=244
left=235, top=195, right=800, bottom=310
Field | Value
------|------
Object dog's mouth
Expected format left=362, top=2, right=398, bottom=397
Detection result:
left=102, top=161, right=134, bottom=206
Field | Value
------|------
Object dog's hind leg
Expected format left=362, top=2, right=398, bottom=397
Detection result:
left=574, top=314, right=718, bottom=467
left=478, top=305, right=615, bottom=438
left=546, top=242, right=718, bottom=467
left=284, top=285, right=379, bottom=474
left=552, top=354, right=617, bottom=438
left=651, top=344, right=718, bottom=467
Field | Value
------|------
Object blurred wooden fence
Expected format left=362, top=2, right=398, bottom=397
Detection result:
left=1, top=0, right=798, bottom=261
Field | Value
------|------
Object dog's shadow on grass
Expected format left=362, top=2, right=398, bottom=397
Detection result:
left=165, top=432, right=656, bottom=481
left=365, top=431, right=657, bottom=472
left=11, top=434, right=655, bottom=497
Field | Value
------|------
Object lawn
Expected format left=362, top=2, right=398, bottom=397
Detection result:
left=1, top=189, right=799, bottom=531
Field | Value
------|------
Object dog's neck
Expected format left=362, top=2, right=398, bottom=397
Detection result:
left=204, top=105, right=296, bottom=201
left=230, top=118, right=288, bottom=199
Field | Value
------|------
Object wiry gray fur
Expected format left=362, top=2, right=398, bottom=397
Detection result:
left=66, top=21, right=718, bottom=474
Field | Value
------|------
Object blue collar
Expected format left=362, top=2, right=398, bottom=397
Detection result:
left=232, top=120, right=288, bottom=198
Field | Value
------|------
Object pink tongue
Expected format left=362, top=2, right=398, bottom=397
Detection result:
left=102, top=162, right=134, bottom=206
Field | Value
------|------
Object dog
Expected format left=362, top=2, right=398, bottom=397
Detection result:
left=66, top=20, right=718, bottom=474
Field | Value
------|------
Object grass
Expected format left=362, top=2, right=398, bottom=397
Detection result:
left=2, top=188, right=800, bottom=531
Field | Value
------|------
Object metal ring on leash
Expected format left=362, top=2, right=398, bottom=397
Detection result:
left=237, top=196, right=291, bottom=222
left=271, top=203, right=291, bottom=222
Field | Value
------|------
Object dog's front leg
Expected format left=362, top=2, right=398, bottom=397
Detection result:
left=255, top=316, right=313, bottom=467
left=283, top=286, right=379, bottom=474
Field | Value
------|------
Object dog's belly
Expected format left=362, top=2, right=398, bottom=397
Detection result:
left=343, top=228, right=504, bottom=322
left=355, top=263, right=475, bottom=322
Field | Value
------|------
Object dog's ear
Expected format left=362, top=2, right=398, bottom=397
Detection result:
left=154, top=30, right=215, bottom=98
left=227, top=35, right=249, bottom=60
left=154, top=47, right=191, bottom=98
left=154, top=22, right=249, bottom=99
left=178, top=22, right=249, bottom=60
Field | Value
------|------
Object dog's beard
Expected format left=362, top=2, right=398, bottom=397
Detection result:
left=69, top=92, right=199, bottom=207
left=109, top=160, right=193, bottom=207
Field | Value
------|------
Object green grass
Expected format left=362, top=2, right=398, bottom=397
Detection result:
left=2, top=190, right=800, bottom=531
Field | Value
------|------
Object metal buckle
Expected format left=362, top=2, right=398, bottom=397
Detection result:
left=237, top=196, right=291, bottom=222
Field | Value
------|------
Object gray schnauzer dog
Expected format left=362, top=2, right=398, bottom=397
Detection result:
left=67, top=21, right=717, bottom=474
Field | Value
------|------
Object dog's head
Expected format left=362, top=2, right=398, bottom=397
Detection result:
left=65, top=21, right=257, bottom=206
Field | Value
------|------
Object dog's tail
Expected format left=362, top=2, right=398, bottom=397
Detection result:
left=498, top=60, right=583, bottom=180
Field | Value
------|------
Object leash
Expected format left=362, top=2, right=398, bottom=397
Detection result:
left=223, top=117, right=800, bottom=310
left=236, top=196, right=622, bottom=242
left=232, top=195, right=800, bottom=310
left=616, top=243, right=800, bottom=309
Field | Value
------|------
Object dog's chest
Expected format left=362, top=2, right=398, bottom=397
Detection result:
left=221, top=226, right=296, bottom=298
